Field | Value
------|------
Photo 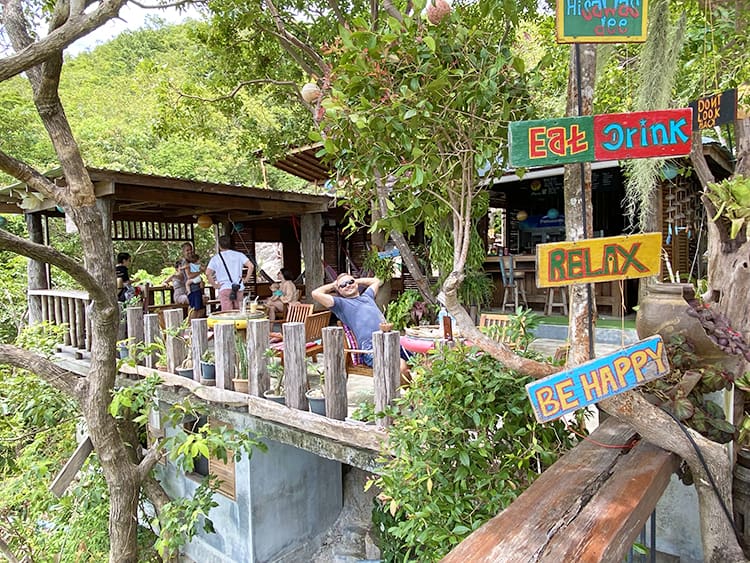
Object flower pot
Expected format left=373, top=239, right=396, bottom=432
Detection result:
left=200, top=360, right=216, bottom=380
left=305, top=390, right=326, bottom=416
left=118, top=345, right=129, bottom=359
left=233, top=378, right=249, bottom=394
left=263, top=390, right=286, bottom=405
left=636, top=282, right=725, bottom=362
left=175, top=367, right=194, bottom=379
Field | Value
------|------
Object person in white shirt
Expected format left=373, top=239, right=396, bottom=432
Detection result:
left=206, top=235, right=254, bottom=311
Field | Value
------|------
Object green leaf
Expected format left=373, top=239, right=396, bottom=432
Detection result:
left=404, top=108, right=418, bottom=119
left=424, top=36, right=436, bottom=53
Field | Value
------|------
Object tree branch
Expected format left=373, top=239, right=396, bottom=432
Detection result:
left=176, top=78, right=300, bottom=103
left=0, top=344, right=84, bottom=400
left=0, top=228, right=108, bottom=302
left=264, top=0, right=329, bottom=76
left=0, top=149, right=59, bottom=200
left=0, top=0, right=128, bottom=83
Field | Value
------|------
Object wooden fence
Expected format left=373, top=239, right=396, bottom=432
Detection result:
left=124, top=306, right=402, bottom=427
left=29, top=289, right=91, bottom=353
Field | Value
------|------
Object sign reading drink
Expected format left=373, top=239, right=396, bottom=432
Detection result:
left=556, top=0, right=648, bottom=43
left=509, top=109, right=692, bottom=167
left=526, top=336, right=669, bottom=423
left=536, top=233, right=661, bottom=288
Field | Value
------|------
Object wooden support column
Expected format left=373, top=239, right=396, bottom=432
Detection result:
left=322, top=326, right=347, bottom=420
left=300, top=213, right=324, bottom=303
left=126, top=307, right=144, bottom=362
left=26, top=212, right=47, bottom=325
left=283, top=322, right=308, bottom=410
left=373, top=330, right=401, bottom=428
left=214, top=322, right=235, bottom=390
left=247, top=319, right=270, bottom=396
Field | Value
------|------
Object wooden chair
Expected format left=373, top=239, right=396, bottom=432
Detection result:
left=340, top=323, right=374, bottom=377
left=282, top=302, right=314, bottom=324
left=478, top=313, right=518, bottom=348
left=272, top=310, right=330, bottom=363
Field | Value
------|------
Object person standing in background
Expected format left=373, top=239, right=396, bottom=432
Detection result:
left=206, top=235, right=254, bottom=311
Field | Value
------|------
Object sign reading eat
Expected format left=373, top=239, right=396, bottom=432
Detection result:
left=556, top=0, right=648, bottom=43
left=526, top=336, right=669, bottom=423
left=509, top=109, right=692, bottom=167
left=536, top=232, right=661, bottom=288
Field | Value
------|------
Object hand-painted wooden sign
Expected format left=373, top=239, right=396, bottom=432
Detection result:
left=535, top=232, right=661, bottom=288
left=526, top=335, right=669, bottom=423
left=688, top=89, right=737, bottom=131
left=556, top=0, right=649, bottom=44
left=509, top=109, right=692, bottom=167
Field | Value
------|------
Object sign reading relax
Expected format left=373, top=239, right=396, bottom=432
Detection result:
left=526, top=336, right=669, bottom=423
left=536, top=232, right=661, bottom=288
left=509, top=108, right=692, bottom=167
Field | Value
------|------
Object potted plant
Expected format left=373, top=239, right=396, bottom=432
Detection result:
left=200, top=349, right=216, bottom=385
left=232, top=333, right=249, bottom=393
left=262, top=348, right=285, bottom=404
left=175, top=327, right=195, bottom=379
left=304, top=359, right=326, bottom=416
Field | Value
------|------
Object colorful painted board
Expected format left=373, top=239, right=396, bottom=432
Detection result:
left=526, top=336, right=669, bottom=423
left=688, top=89, right=737, bottom=131
left=509, top=109, right=692, bottom=167
left=535, top=232, right=661, bottom=288
left=556, top=0, right=648, bottom=44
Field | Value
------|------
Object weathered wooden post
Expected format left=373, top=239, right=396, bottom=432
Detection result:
left=163, top=308, right=185, bottom=373
left=214, top=322, right=235, bottom=390
left=247, top=319, right=270, bottom=396
left=283, top=322, right=308, bottom=410
left=143, top=313, right=161, bottom=369
left=373, top=330, right=401, bottom=428
left=126, top=306, right=144, bottom=362
left=190, top=318, right=208, bottom=382
left=322, top=326, right=347, bottom=420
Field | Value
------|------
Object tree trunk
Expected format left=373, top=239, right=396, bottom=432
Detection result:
left=564, top=43, right=596, bottom=365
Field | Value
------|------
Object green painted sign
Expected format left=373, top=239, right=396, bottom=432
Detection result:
left=508, top=116, right=595, bottom=166
left=556, top=0, right=649, bottom=44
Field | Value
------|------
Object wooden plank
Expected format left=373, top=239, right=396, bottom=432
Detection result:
left=526, top=336, right=669, bottom=423
left=283, top=322, right=308, bottom=411
left=191, top=318, right=208, bottom=382
left=126, top=306, right=145, bottom=361
left=214, top=322, right=235, bottom=390
left=247, top=319, right=270, bottom=396
left=539, top=440, right=679, bottom=562
left=440, top=418, right=676, bottom=563
left=163, top=309, right=185, bottom=373
left=556, top=0, right=648, bottom=43
left=50, top=435, right=94, bottom=497
left=535, top=232, right=662, bottom=287
left=323, top=327, right=347, bottom=420
left=143, top=313, right=161, bottom=369
left=373, top=331, right=401, bottom=428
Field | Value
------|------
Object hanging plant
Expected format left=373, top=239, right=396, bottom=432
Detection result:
left=705, top=175, right=750, bottom=239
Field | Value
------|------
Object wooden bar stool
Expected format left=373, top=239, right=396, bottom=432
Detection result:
left=499, top=255, right=528, bottom=312
left=545, top=286, right=568, bottom=315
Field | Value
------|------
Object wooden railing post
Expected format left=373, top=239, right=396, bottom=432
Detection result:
left=190, top=318, right=208, bottom=382
left=214, top=322, right=235, bottom=390
left=283, top=322, right=307, bottom=410
left=143, top=314, right=160, bottom=369
left=247, top=319, right=270, bottom=396
left=126, top=306, right=144, bottom=363
left=163, top=309, right=185, bottom=373
left=322, top=326, right=347, bottom=420
left=373, top=330, right=401, bottom=428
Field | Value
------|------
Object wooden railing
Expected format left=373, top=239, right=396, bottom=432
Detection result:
left=28, top=289, right=91, bottom=353
left=440, top=417, right=679, bottom=562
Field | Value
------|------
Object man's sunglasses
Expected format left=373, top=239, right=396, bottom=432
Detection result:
left=338, top=279, right=356, bottom=288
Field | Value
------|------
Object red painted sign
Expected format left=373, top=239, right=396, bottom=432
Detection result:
left=593, top=109, right=692, bottom=160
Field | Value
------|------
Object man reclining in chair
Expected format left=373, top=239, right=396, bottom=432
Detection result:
left=312, top=274, right=410, bottom=381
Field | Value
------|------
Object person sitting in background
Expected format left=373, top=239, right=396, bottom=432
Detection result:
left=264, top=268, right=299, bottom=321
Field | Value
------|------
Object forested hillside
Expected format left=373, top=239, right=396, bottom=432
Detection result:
left=0, top=17, right=308, bottom=190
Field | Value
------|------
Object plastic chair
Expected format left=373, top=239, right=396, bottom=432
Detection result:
left=499, top=255, right=528, bottom=312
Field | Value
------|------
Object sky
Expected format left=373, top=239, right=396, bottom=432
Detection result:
left=66, top=3, right=204, bottom=55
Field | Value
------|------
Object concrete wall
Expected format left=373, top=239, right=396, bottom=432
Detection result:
left=158, top=432, right=342, bottom=562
